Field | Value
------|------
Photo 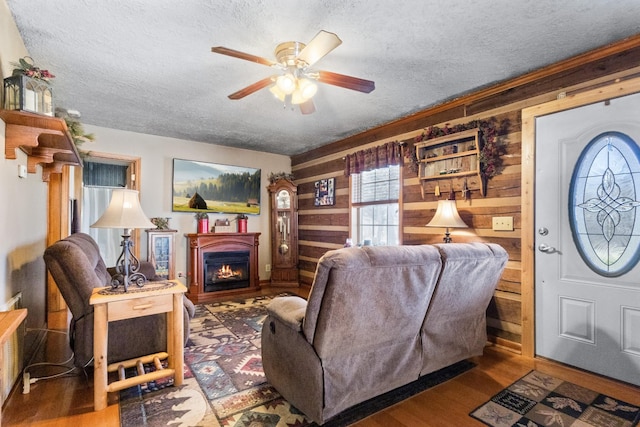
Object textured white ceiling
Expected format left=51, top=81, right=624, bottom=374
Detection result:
left=5, top=1, right=640, bottom=155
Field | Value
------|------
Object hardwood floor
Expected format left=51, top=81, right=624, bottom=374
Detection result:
left=353, top=348, right=640, bottom=427
left=4, top=288, right=639, bottom=426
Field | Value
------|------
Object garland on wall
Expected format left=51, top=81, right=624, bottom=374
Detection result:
left=64, top=117, right=95, bottom=150
left=405, top=117, right=510, bottom=181
left=268, top=171, right=295, bottom=184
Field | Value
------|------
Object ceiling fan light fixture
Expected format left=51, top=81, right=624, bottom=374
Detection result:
left=290, top=90, right=305, bottom=105
left=290, top=79, right=318, bottom=104
left=276, top=73, right=296, bottom=94
left=298, top=78, right=318, bottom=99
left=269, top=84, right=286, bottom=102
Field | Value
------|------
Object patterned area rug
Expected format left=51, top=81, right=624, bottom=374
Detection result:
left=470, top=370, right=640, bottom=427
left=119, top=294, right=474, bottom=427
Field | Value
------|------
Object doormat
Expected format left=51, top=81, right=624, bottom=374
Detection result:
left=119, top=293, right=475, bottom=427
left=470, top=370, right=640, bottom=427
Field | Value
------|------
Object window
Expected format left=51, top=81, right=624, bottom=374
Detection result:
left=83, top=161, right=128, bottom=187
left=351, top=164, right=400, bottom=246
left=82, top=160, right=130, bottom=266
left=569, top=131, right=640, bottom=277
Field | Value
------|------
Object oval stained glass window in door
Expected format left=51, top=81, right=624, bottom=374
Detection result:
left=569, top=131, right=640, bottom=277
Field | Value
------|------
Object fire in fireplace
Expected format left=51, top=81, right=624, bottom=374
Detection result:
left=203, top=250, right=250, bottom=292
left=217, top=264, right=241, bottom=279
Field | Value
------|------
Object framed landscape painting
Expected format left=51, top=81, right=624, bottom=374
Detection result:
left=172, top=159, right=261, bottom=215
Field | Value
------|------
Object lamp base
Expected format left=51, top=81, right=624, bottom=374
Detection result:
left=111, top=232, right=148, bottom=292
left=443, top=228, right=453, bottom=243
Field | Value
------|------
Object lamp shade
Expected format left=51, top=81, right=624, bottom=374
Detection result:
left=298, top=78, right=318, bottom=99
left=269, top=84, right=286, bottom=102
left=426, top=200, right=468, bottom=229
left=276, top=73, right=296, bottom=94
left=91, top=189, right=155, bottom=230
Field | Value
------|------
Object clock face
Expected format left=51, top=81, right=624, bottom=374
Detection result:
left=276, top=190, right=290, bottom=209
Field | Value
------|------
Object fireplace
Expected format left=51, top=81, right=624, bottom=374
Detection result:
left=186, top=232, right=260, bottom=303
left=204, top=250, right=250, bottom=292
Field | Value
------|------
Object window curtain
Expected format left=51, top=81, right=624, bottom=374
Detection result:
left=81, top=186, right=121, bottom=267
left=344, top=141, right=403, bottom=176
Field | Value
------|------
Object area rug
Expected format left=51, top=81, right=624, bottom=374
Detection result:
left=470, top=370, right=640, bottom=427
left=119, top=294, right=474, bottom=427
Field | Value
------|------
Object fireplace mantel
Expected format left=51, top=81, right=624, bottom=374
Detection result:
left=186, top=232, right=261, bottom=303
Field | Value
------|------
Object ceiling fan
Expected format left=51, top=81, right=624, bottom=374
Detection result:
left=211, top=30, right=375, bottom=114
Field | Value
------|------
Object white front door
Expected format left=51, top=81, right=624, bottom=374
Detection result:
left=535, top=92, right=640, bottom=386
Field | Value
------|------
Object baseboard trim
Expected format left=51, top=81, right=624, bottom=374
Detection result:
left=487, top=335, right=522, bottom=354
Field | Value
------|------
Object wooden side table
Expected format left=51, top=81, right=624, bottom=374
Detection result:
left=89, top=281, right=186, bottom=411
left=0, top=309, right=27, bottom=427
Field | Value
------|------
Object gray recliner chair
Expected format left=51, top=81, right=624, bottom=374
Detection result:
left=43, top=232, right=195, bottom=368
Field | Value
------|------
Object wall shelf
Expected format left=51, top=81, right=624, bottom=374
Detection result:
left=0, top=109, right=82, bottom=181
left=415, top=128, right=485, bottom=196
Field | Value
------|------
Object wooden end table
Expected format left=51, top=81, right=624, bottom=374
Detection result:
left=0, top=309, right=27, bottom=426
left=89, top=281, right=186, bottom=411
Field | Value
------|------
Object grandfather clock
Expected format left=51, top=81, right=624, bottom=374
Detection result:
left=268, top=178, right=298, bottom=286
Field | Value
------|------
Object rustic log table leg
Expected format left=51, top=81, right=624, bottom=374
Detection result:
left=171, top=293, right=184, bottom=386
left=93, top=303, right=108, bottom=411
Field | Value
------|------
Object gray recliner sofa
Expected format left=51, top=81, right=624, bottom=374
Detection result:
left=261, top=242, right=508, bottom=424
left=43, top=232, right=195, bottom=368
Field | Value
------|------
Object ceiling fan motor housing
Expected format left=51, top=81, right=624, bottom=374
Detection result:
left=275, top=41, right=307, bottom=67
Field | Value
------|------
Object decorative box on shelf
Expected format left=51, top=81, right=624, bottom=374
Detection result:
left=213, top=219, right=234, bottom=233
left=3, top=75, right=54, bottom=117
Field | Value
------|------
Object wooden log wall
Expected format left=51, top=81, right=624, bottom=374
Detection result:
left=291, top=34, right=640, bottom=352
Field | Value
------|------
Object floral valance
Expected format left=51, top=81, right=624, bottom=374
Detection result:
left=344, top=141, right=403, bottom=177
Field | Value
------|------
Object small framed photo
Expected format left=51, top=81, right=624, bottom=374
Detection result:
left=146, top=230, right=177, bottom=280
left=314, top=177, right=335, bottom=206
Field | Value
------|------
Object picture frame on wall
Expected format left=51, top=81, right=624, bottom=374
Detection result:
left=314, top=177, right=335, bottom=206
left=172, top=158, right=261, bottom=215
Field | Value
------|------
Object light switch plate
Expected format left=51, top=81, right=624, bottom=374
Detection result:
left=492, top=216, right=513, bottom=231
left=18, top=164, right=27, bottom=178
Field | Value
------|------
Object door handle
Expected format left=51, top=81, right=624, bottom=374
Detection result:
left=538, top=243, right=556, bottom=253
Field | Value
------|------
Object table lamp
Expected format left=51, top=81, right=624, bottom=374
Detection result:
left=426, top=191, right=468, bottom=243
left=91, top=189, right=155, bottom=291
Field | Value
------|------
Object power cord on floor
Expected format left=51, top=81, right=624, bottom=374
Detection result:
left=22, top=328, right=78, bottom=394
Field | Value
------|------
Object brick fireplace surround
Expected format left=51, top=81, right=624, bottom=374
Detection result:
left=186, top=232, right=261, bottom=303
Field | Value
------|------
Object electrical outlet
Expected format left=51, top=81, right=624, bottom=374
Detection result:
left=177, top=271, right=184, bottom=278
left=265, top=264, right=271, bottom=272
left=492, top=216, right=514, bottom=231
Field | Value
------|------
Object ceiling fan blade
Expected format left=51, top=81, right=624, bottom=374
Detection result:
left=316, top=70, right=375, bottom=93
left=211, top=46, right=277, bottom=67
left=299, top=99, right=316, bottom=115
left=297, top=30, right=342, bottom=67
left=228, top=76, right=274, bottom=99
